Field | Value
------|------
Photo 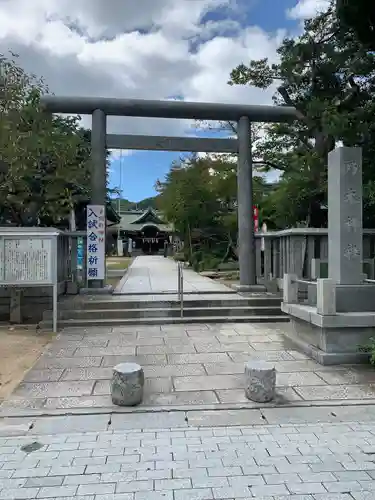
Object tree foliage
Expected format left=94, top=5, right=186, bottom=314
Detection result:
left=336, top=0, right=375, bottom=50
left=229, top=1, right=375, bottom=228
left=156, top=154, right=268, bottom=269
left=0, top=52, right=95, bottom=227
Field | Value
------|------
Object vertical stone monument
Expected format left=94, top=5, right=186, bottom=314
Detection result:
left=282, top=146, right=375, bottom=365
left=328, top=147, right=363, bottom=285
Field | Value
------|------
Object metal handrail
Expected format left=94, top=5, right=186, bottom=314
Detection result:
left=177, top=261, right=184, bottom=318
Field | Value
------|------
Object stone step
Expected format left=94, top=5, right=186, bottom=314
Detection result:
left=61, top=297, right=282, bottom=311
left=39, top=314, right=289, bottom=330
left=44, top=306, right=283, bottom=320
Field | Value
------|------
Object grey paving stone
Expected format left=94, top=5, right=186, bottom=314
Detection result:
left=34, top=357, right=103, bottom=370
left=0, top=488, right=39, bottom=499
left=63, top=473, right=101, bottom=484
left=351, top=493, right=375, bottom=500
left=334, top=471, right=372, bottom=481
left=187, top=409, right=265, bottom=427
left=212, top=485, right=252, bottom=498
left=31, top=414, right=110, bottom=434
left=262, top=406, right=351, bottom=425
left=12, top=381, right=95, bottom=398
left=324, top=480, right=362, bottom=492
left=173, top=489, right=213, bottom=500
left=24, top=476, right=64, bottom=488
left=195, top=342, right=249, bottom=354
left=174, top=375, right=243, bottom=392
left=0, top=398, right=46, bottom=410
left=192, top=477, right=228, bottom=488
left=37, top=485, right=79, bottom=497
left=271, top=361, right=321, bottom=373
left=95, top=495, right=134, bottom=500
left=216, top=387, right=302, bottom=404
left=294, top=385, right=375, bottom=401
left=167, top=353, right=231, bottom=365
left=143, top=365, right=206, bottom=377
left=77, top=483, right=116, bottom=495
left=116, top=480, right=153, bottom=493
left=61, top=367, right=113, bottom=381
left=44, top=347, right=77, bottom=358
left=288, top=482, right=329, bottom=494
left=137, top=344, right=197, bottom=355
left=207, top=467, right=242, bottom=477
left=311, top=462, right=346, bottom=473
left=203, top=363, right=244, bottom=376
left=143, top=390, right=219, bottom=406
left=135, top=493, right=173, bottom=500
left=136, top=468, right=172, bottom=480
left=75, top=346, right=136, bottom=357
left=13, top=468, right=51, bottom=478
left=229, top=351, right=295, bottom=363
left=313, top=495, right=353, bottom=500
left=100, top=471, right=137, bottom=482
left=155, top=478, right=192, bottom=490
left=44, top=395, right=112, bottom=409
left=228, top=474, right=265, bottom=487
left=316, top=369, right=375, bottom=385
left=276, top=372, right=328, bottom=387
left=264, top=473, right=302, bottom=484
left=110, top=412, right=187, bottom=430
left=109, top=336, right=164, bottom=346
left=85, top=464, right=121, bottom=475
left=49, top=466, right=86, bottom=476
left=23, top=370, right=64, bottom=382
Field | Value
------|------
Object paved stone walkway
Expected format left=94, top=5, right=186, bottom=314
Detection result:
left=114, top=256, right=234, bottom=294
left=3, top=322, right=375, bottom=413
left=2, top=405, right=375, bottom=499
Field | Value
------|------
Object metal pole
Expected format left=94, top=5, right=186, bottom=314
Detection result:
left=90, top=109, right=107, bottom=288
left=117, top=150, right=122, bottom=256
left=180, top=264, right=184, bottom=318
left=52, top=284, right=58, bottom=334
left=237, top=116, right=256, bottom=287
left=177, top=262, right=181, bottom=300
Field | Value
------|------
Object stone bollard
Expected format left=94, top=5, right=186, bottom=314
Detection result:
left=244, top=361, right=276, bottom=403
left=111, top=363, right=144, bottom=406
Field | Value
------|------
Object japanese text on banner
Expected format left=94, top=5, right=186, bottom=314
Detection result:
left=86, top=205, right=105, bottom=280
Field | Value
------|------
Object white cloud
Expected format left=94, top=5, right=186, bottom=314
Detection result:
left=287, top=0, right=330, bottom=20
left=0, top=0, right=285, bottom=141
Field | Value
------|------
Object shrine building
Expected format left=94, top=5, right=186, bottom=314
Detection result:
left=108, top=207, right=174, bottom=255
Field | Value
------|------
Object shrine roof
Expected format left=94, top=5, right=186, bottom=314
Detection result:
left=111, top=208, right=173, bottom=232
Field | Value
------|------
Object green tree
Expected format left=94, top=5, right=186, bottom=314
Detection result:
left=157, top=153, right=268, bottom=268
left=229, top=2, right=375, bottom=228
left=0, top=52, right=95, bottom=226
left=336, top=0, right=375, bottom=50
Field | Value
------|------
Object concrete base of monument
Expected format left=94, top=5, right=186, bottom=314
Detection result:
left=80, top=285, right=113, bottom=295
left=281, top=303, right=374, bottom=365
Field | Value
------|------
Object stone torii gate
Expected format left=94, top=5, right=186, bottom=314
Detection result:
left=41, top=96, right=297, bottom=289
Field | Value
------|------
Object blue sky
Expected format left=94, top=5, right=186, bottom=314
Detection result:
left=108, top=0, right=303, bottom=202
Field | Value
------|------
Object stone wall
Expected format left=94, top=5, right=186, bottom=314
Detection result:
left=0, top=282, right=66, bottom=324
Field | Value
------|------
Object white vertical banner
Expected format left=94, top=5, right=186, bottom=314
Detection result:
left=86, top=205, right=105, bottom=280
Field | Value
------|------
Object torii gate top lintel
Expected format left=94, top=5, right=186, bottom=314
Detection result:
left=40, top=96, right=297, bottom=123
